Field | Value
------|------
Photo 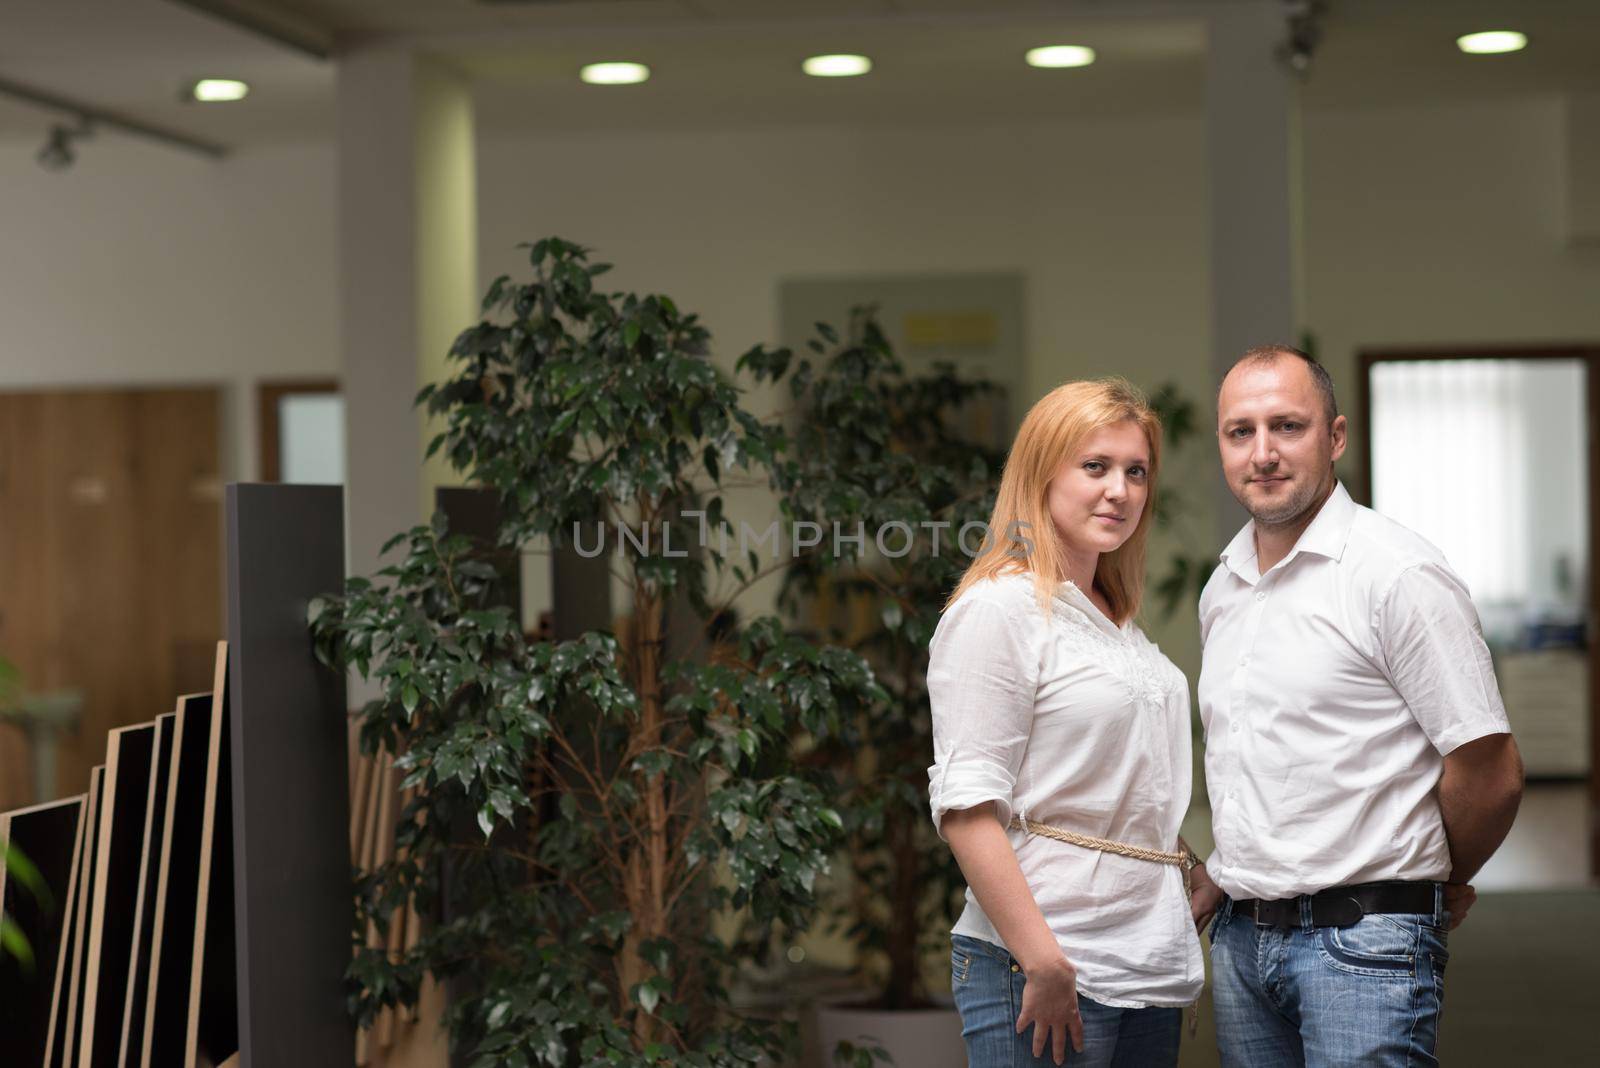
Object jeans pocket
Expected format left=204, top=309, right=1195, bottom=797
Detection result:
left=1317, top=914, right=1419, bottom=976
left=951, top=947, right=973, bottom=984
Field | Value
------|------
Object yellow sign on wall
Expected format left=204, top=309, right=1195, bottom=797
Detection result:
left=903, top=311, right=999, bottom=348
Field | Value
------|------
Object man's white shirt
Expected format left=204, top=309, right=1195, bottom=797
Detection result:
left=1198, top=482, right=1511, bottom=901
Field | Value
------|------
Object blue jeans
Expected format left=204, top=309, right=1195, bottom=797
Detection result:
left=1208, top=889, right=1450, bottom=1068
left=950, top=933, right=1181, bottom=1067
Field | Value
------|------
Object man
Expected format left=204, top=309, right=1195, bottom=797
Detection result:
left=1187, top=346, right=1524, bottom=1067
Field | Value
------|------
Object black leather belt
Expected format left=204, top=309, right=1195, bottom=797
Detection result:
left=1232, top=881, right=1437, bottom=929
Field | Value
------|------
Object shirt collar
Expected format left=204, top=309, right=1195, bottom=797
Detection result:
left=1054, top=579, right=1127, bottom=638
left=1219, top=481, right=1356, bottom=581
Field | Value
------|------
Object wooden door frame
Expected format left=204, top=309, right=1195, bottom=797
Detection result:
left=1357, top=343, right=1600, bottom=879
left=256, top=379, right=339, bottom=483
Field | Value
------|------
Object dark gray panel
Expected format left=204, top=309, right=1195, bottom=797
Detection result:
left=436, top=485, right=521, bottom=614
left=226, top=483, right=352, bottom=1067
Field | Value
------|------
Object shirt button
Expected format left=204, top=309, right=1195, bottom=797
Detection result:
left=1231, top=721, right=1241, bottom=733
left=1011, top=964, right=1020, bottom=973
left=1255, top=592, right=1267, bottom=602
left=1239, top=655, right=1249, bottom=666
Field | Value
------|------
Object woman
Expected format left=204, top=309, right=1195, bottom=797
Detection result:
left=928, top=378, right=1206, bottom=1067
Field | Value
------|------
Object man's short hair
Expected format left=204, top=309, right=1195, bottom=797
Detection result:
left=1222, top=344, right=1339, bottom=425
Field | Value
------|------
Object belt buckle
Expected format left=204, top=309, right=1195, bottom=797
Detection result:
left=1253, top=898, right=1295, bottom=929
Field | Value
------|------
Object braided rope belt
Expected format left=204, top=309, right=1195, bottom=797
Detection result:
left=1009, top=814, right=1200, bottom=1035
left=1009, top=816, right=1190, bottom=868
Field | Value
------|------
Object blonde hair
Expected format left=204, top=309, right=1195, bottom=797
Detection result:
left=946, top=377, right=1162, bottom=625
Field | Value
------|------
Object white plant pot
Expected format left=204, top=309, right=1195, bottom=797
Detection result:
left=810, top=996, right=965, bottom=1068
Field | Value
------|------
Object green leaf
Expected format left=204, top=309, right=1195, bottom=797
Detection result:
left=0, top=915, right=33, bottom=971
left=635, top=981, right=660, bottom=1014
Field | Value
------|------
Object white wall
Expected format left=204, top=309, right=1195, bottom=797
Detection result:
left=0, top=136, right=338, bottom=481
left=476, top=94, right=1600, bottom=675
left=1306, top=95, right=1600, bottom=479
left=5, top=93, right=1598, bottom=678
left=476, top=117, right=1216, bottom=668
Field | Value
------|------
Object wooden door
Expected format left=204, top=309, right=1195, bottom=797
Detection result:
left=0, top=388, right=222, bottom=807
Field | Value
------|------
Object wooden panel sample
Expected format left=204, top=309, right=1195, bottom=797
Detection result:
left=120, top=712, right=175, bottom=1064
left=0, top=795, right=83, bottom=1064
left=80, top=722, right=157, bottom=1067
left=143, top=695, right=215, bottom=1068
left=41, top=792, right=88, bottom=1068
left=186, top=642, right=238, bottom=1068
left=57, top=766, right=104, bottom=1068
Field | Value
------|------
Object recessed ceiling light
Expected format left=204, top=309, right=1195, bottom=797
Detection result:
left=189, top=78, right=249, bottom=103
left=1026, top=45, right=1097, bottom=69
left=1455, top=30, right=1527, bottom=55
left=580, top=62, right=650, bottom=86
left=802, top=54, right=872, bottom=78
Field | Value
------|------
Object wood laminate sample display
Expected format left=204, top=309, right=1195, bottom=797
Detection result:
left=79, top=721, right=157, bottom=1067
left=57, top=766, right=105, bottom=1068
left=0, top=795, right=84, bottom=1064
left=186, top=641, right=238, bottom=1068
left=41, top=791, right=88, bottom=1068
left=120, top=711, right=175, bottom=1064
left=143, top=693, right=215, bottom=1068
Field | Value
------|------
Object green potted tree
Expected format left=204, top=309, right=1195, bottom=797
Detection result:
left=310, top=239, right=889, bottom=1066
left=739, top=313, right=1004, bottom=1066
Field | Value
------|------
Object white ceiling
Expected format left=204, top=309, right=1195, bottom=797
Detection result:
left=0, top=0, right=1597, bottom=153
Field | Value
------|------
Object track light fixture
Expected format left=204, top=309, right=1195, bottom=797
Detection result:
left=1276, top=0, right=1328, bottom=77
left=36, top=118, right=94, bottom=172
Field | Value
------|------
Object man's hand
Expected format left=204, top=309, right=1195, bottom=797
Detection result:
left=1015, top=953, right=1085, bottom=1065
left=1442, top=882, right=1476, bottom=931
left=1190, top=862, right=1224, bottom=935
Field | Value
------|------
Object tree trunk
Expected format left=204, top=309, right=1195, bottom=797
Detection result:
left=620, top=580, right=669, bottom=1047
left=885, top=797, right=922, bottom=1009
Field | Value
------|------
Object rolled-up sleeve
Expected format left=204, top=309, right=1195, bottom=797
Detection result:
left=1376, top=560, right=1512, bottom=756
left=926, top=590, right=1042, bottom=840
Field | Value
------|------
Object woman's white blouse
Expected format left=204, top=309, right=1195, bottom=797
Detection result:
left=926, top=572, right=1205, bottom=1008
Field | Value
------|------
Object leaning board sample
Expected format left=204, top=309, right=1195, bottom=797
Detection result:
left=143, top=694, right=215, bottom=1068
left=0, top=795, right=84, bottom=1064
left=186, top=640, right=238, bottom=1068
left=41, top=791, right=89, bottom=1068
left=56, top=766, right=105, bottom=1068
left=120, top=711, right=175, bottom=1064
left=80, top=721, right=157, bottom=1067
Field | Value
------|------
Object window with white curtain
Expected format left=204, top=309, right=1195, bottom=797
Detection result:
left=1373, top=358, right=1591, bottom=781
left=1370, top=358, right=1587, bottom=642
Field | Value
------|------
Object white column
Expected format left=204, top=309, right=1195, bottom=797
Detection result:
left=1206, top=0, right=1302, bottom=538
left=337, top=46, right=477, bottom=582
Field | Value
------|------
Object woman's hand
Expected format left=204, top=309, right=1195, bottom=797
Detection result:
left=1015, top=953, right=1085, bottom=1065
left=1190, top=862, right=1224, bottom=934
